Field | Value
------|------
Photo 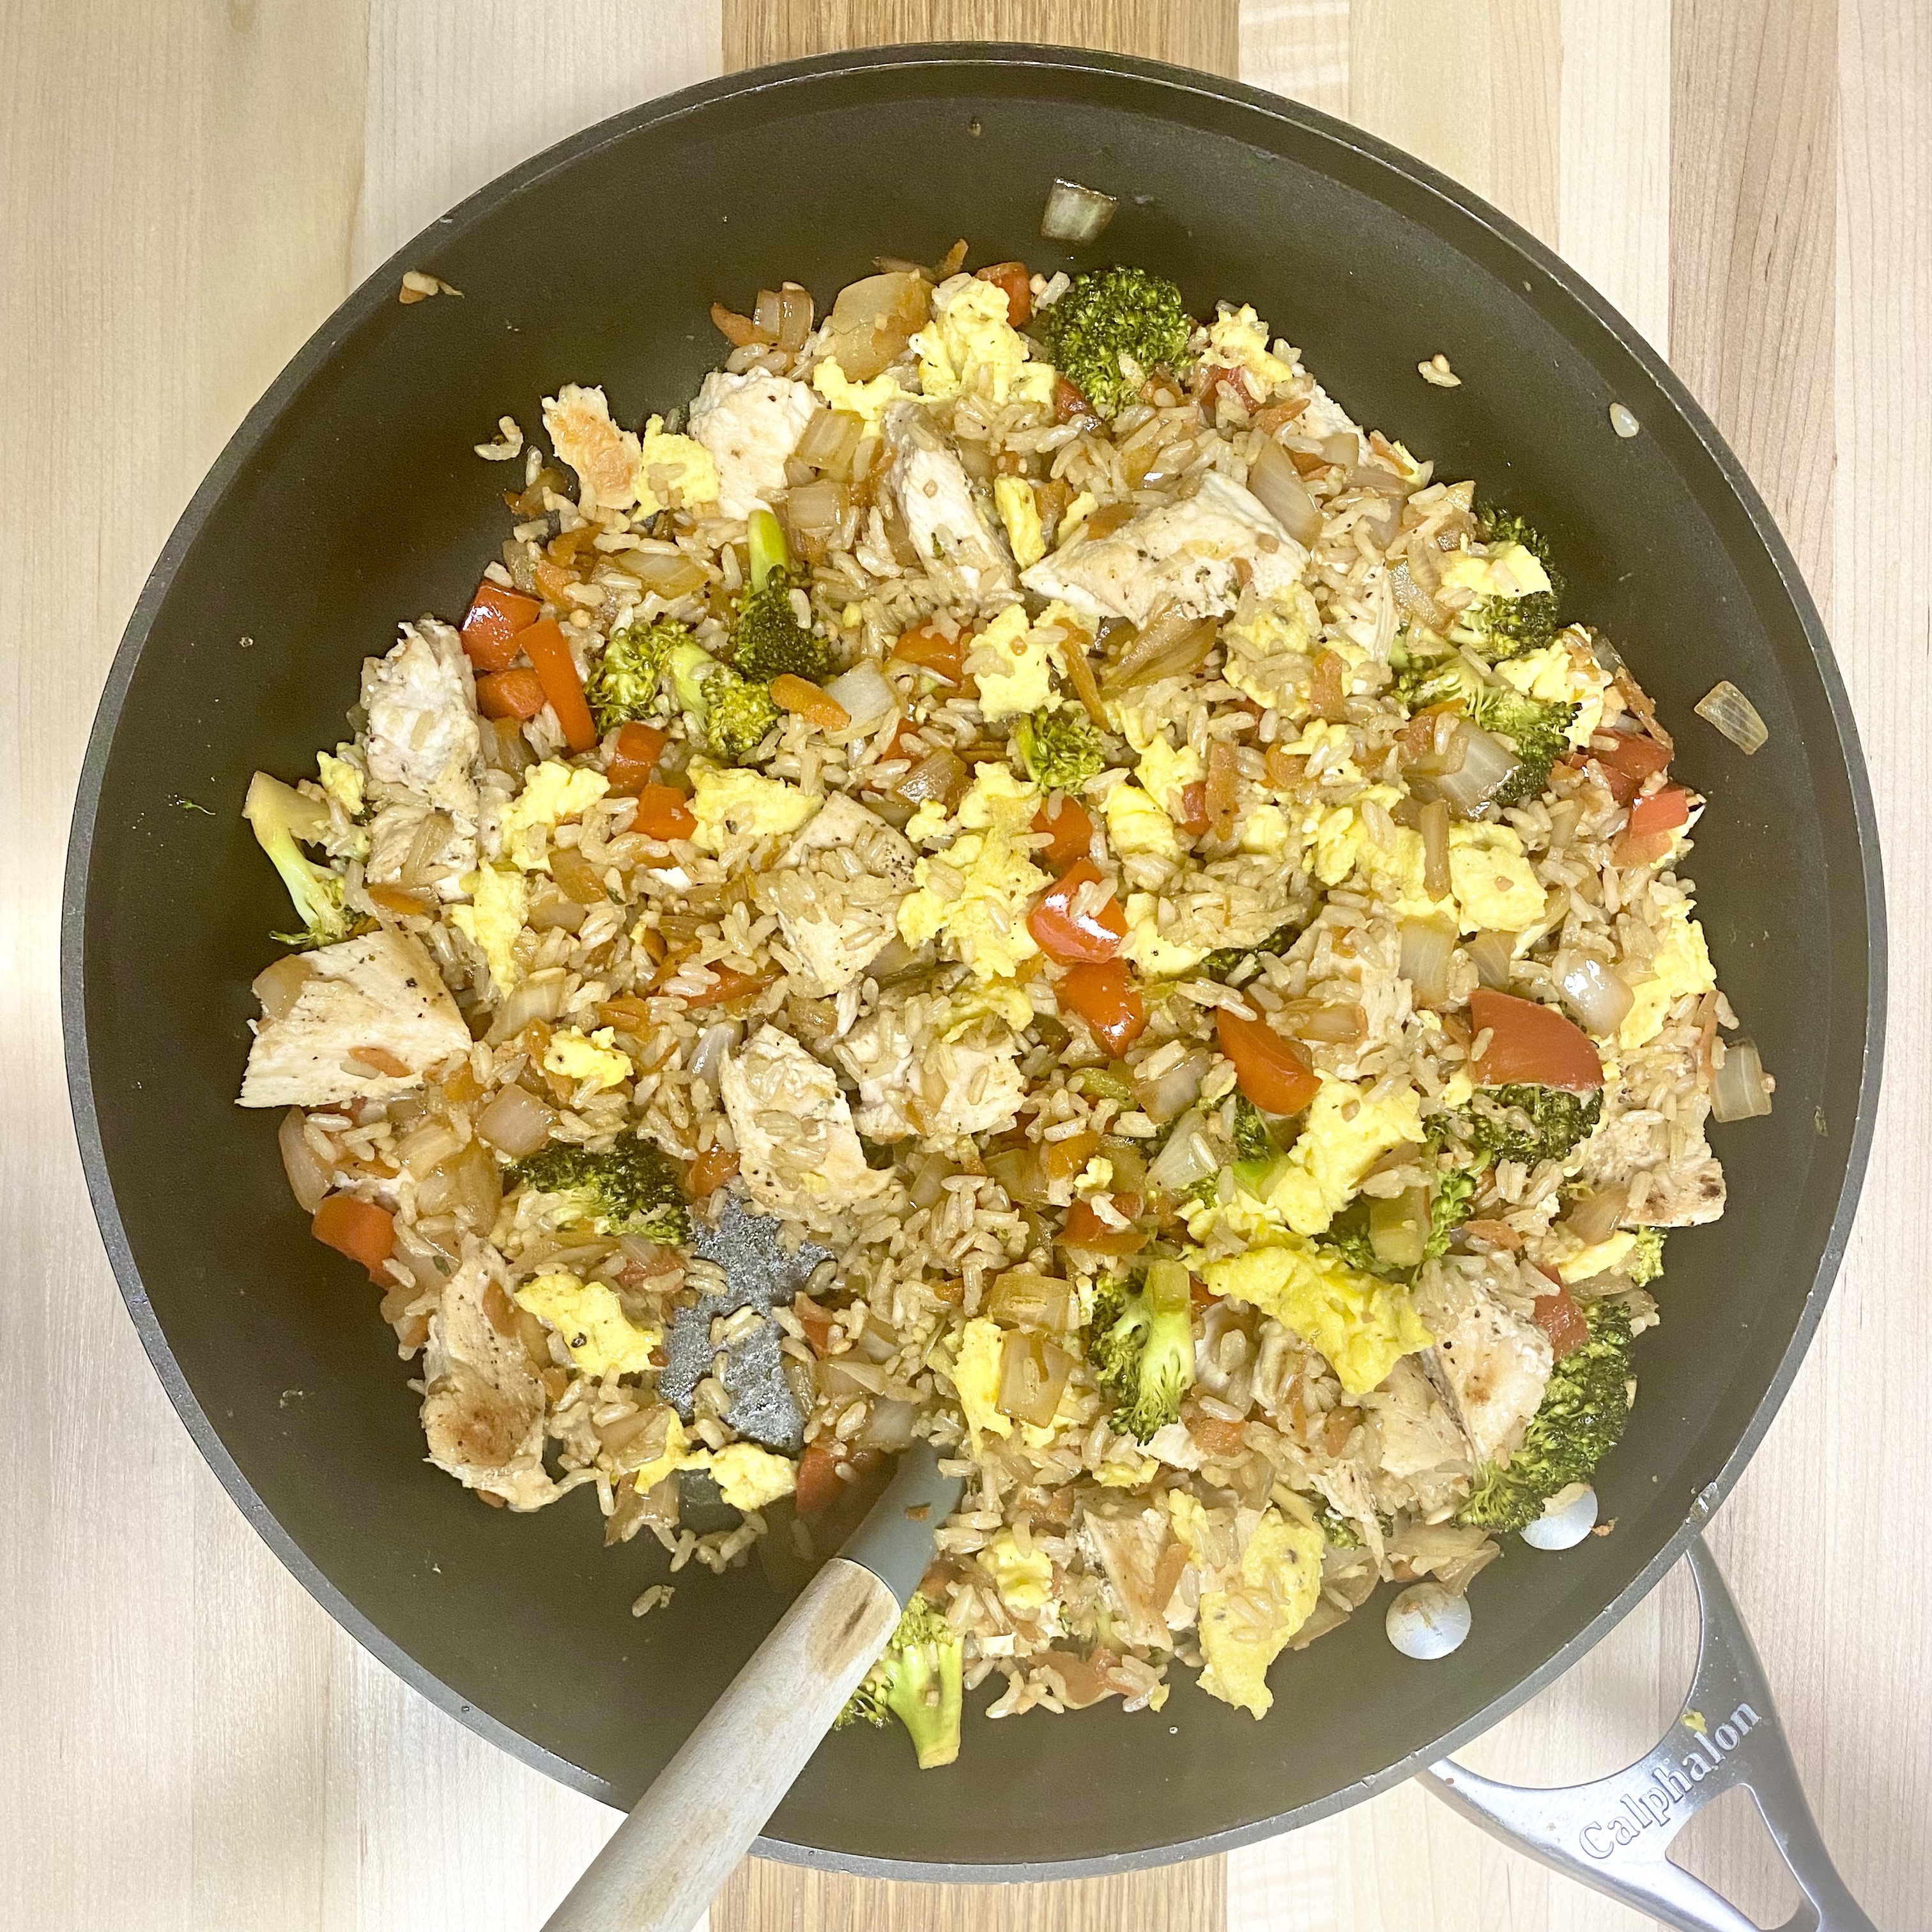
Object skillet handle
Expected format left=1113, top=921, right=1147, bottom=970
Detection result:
left=1420, top=1538, right=1875, bottom=1932
left=540, top=1554, right=900, bottom=1932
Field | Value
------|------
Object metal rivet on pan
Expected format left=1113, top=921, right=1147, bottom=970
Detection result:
left=1609, top=402, right=1641, bottom=438
left=1386, top=1583, right=1471, bottom=1659
left=1521, top=1485, right=1598, bottom=1550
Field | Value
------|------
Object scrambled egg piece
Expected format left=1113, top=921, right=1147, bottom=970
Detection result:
left=1222, top=584, right=1323, bottom=712
left=1135, top=735, right=1204, bottom=818
left=1225, top=1075, right=1423, bottom=1238
left=542, top=383, right=640, bottom=510
left=1441, top=540, right=1554, bottom=604
left=500, top=760, right=611, bottom=870
left=903, top=798, right=953, bottom=845
left=1309, top=799, right=1544, bottom=933
left=1205, top=305, right=1296, bottom=393
left=1552, top=1228, right=1639, bottom=1284
left=970, top=602, right=1062, bottom=722
left=634, top=415, right=720, bottom=517
left=1619, top=896, right=1716, bottom=1048
left=1279, top=719, right=1361, bottom=785
left=1103, top=781, right=1181, bottom=864
left=1095, top=1453, right=1160, bottom=1487
left=1239, top=803, right=1292, bottom=857
left=1059, top=491, right=1097, bottom=546
left=1198, top=1236, right=1434, bottom=1396
left=542, top=1026, right=632, bottom=1091
left=688, top=763, right=820, bottom=852
left=682, top=1443, right=798, bottom=1514
left=947, top=1316, right=1013, bottom=1452
left=897, top=767, right=1044, bottom=981
left=632, top=1413, right=688, bottom=1494
left=1496, top=632, right=1611, bottom=747
left=316, top=749, right=364, bottom=817
left=811, top=356, right=903, bottom=425
left=979, top=1530, right=1055, bottom=1615
left=451, top=864, right=528, bottom=993
left=914, top=273, right=1057, bottom=408
left=514, top=1271, right=659, bottom=1379
left=1121, top=893, right=1206, bottom=979
left=1171, top=1496, right=1324, bottom=1719
left=993, top=476, right=1047, bottom=570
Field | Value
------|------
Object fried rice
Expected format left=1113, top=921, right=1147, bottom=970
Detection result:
left=235, top=246, right=1769, bottom=1747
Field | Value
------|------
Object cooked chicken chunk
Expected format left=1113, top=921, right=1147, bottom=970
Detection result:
left=1413, top=1261, right=1553, bottom=1468
left=1368, top=1354, right=1473, bottom=1480
left=718, top=1025, right=889, bottom=1223
left=1078, top=1501, right=1178, bottom=1649
left=689, top=370, right=819, bottom=521
left=833, top=988, right=1027, bottom=1142
left=365, top=799, right=475, bottom=903
left=885, top=404, right=1015, bottom=602
left=419, top=1242, right=558, bottom=1510
left=542, top=383, right=640, bottom=512
left=239, top=928, right=472, bottom=1108
left=1581, top=1046, right=1728, bottom=1226
left=361, top=619, right=481, bottom=823
left=1020, top=470, right=1308, bottom=625
left=765, top=793, right=917, bottom=996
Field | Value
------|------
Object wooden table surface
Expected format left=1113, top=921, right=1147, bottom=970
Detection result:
left=4, top=3, right=1925, bottom=1928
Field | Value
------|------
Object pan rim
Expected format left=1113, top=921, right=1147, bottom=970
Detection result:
left=61, top=40, right=1887, bottom=1881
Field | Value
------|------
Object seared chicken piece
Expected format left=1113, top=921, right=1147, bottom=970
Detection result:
left=885, top=403, right=1015, bottom=602
left=718, top=1025, right=890, bottom=1223
left=1020, top=470, right=1308, bottom=625
left=1078, top=1501, right=1179, bottom=1649
left=361, top=618, right=482, bottom=824
left=239, top=928, right=471, bottom=1108
left=1413, top=1261, right=1554, bottom=1468
left=364, top=798, right=475, bottom=903
left=833, top=988, right=1027, bottom=1142
left=689, top=370, right=819, bottom=521
left=767, top=792, right=918, bottom=996
left=419, top=1242, right=558, bottom=1510
left=542, top=383, right=641, bottom=512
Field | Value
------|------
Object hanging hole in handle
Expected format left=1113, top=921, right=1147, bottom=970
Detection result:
left=1453, top=1560, right=1701, bottom=1785
left=1666, top=1781, right=1802, bottom=1929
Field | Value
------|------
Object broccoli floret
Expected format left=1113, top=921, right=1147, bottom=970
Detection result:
left=1315, top=1167, right=1475, bottom=1281
left=588, top=618, right=687, bottom=733
left=730, top=509, right=831, bottom=686
left=1314, top=1501, right=1361, bottom=1548
left=1390, top=650, right=1486, bottom=714
left=1425, top=1167, right=1478, bottom=1261
left=1452, top=1085, right=1602, bottom=1167
left=1452, top=510, right=1565, bottom=661
left=244, top=771, right=359, bottom=949
left=1038, top=266, right=1193, bottom=418
left=1461, top=1298, right=1634, bottom=1531
left=1315, top=1207, right=1383, bottom=1278
left=836, top=1592, right=963, bottom=1770
left=1200, top=920, right=1300, bottom=985
left=1087, top=1259, right=1195, bottom=1441
left=668, top=638, right=779, bottom=765
left=1464, top=685, right=1576, bottom=808
left=1016, top=707, right=1105, bottom=792
left=1624, top=1228, right=1666, bottom=1285
left=1230, top=1094, right=1278, bottom=1166
left=509, top=1135, right=691, bottom=1244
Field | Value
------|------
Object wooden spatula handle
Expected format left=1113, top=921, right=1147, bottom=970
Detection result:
left=540, top=1556, right=901, bottom=1932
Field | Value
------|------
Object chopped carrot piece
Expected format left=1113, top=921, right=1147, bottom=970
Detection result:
left=1055, top=958, right=1146, bottom=1054
left=459, top=579, right=540, bottom=671
left=770, top=673, right=850, bottom=730
left=1058, top=1197, right=1147, bottom=1256
left=678, top=963, right=772, bottom=1008
left=1469, top=988, right=1603, bottom=1092
left=632, top=783, right=696, bottom=843
left=475, top=667, right=546, bottom=720
left=518, top=618, right=598, bottom=752
left=686, top=1147, right=740, bottom=1201
left=974, top=261, right=1032, bottom=326
left=892, top=622, right=966, bottom=685
left=1533, top=1284, right=1590, bottom=1360
left=1216, top=1008, right=1319, bottom=1116
left=1614, top=784, right=1692, bottom=867
left=312, top=1195, right=395, bottom=1280
left=1029, top=860, right=1127, bottom=964
left=793, top=1442, right=843, bottom=1517
left=604, top=721, right=668, bottom=793
left=1032, top=796, right=1096, bottom=871
left=532, top=556, right=577, bottom=606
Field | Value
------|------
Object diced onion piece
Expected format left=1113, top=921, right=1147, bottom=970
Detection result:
left=1466, top=929, right=1515, bottom=992
left=1419, top=799, right=1452, bottom=901
left=1554, top=952, right=1634, bottom=1036
left=475, top=1082, right=558, bottom=1157
left=491, top=971, right=567, bottom=1039
left=1275, top=997, right=1368, bottom=1045
left=1562, top=1181, right=1628, bottom=1246
left=1711, top=1037, right=1774, bottom=1122
left=1319, top=432, right=1358, bottom=468
left=997, top=1330, right=1076, bottom=1425
left=825, top=272, right=930, bottom=381
left=860, top=1398, right=916, bottom=1452
left=1695, top=680, right=1768, bottom=755
left=795, top=406, right=862, bottom=475
left=1399, top=918, right=1457, bottom=1010
left=253, top=953, right=316, bottom=1023
left=399, top=1116, right=465, bottom=1179
left=1100, top=606, right=1219, bottom=693
left=687, top=1022, right=734, bottom=1087
left=420, top=1140, right=502, bottom=1232
left=985, top=1143, right=1050, bottom=1206
left=988, top=1268, right=1077, bottom=1333
left=1429, top=721, right=1521, bottom=818
left=786, top=476, right=845, bottom=538
left=1246, top=438, right=1322, bottom=546
left=776, top=282, right=814, bottom=353
left=907, top=1149, right=954, bottom=1210
left=1041, top=178, right=1119, bottom=245
left=892, top=746, right=969, bottom=809
left=1146, top=1108, right=1218, bottom=1194
left=1368, top=1188, right=1430, bottom=1269
left=278, top=1108, right=332, bottom=1213
left=824, top=661, right=894, bottom=734
left=549, top=843, right=608, bottom=908
left=1136, top=1048, right=1211, bottom=1127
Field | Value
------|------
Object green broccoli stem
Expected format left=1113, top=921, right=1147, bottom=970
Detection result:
left=884, top=1634, right=963, bottom=1770
left=1091, top=1257, right=1195, bottom=1441
left=244, top=770, right=354, bottom=947
left=747, top=507, right=789, bottom=594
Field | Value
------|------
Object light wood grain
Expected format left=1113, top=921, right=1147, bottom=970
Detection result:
left=4, top=2, right=1928, bottom=1930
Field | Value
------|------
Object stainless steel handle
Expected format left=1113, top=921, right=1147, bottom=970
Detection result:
left=1420, top=1538, right=1875, bottom=1932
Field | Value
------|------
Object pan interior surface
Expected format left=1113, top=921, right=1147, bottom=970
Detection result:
left=66, top=48, right=1879, bottom=1877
